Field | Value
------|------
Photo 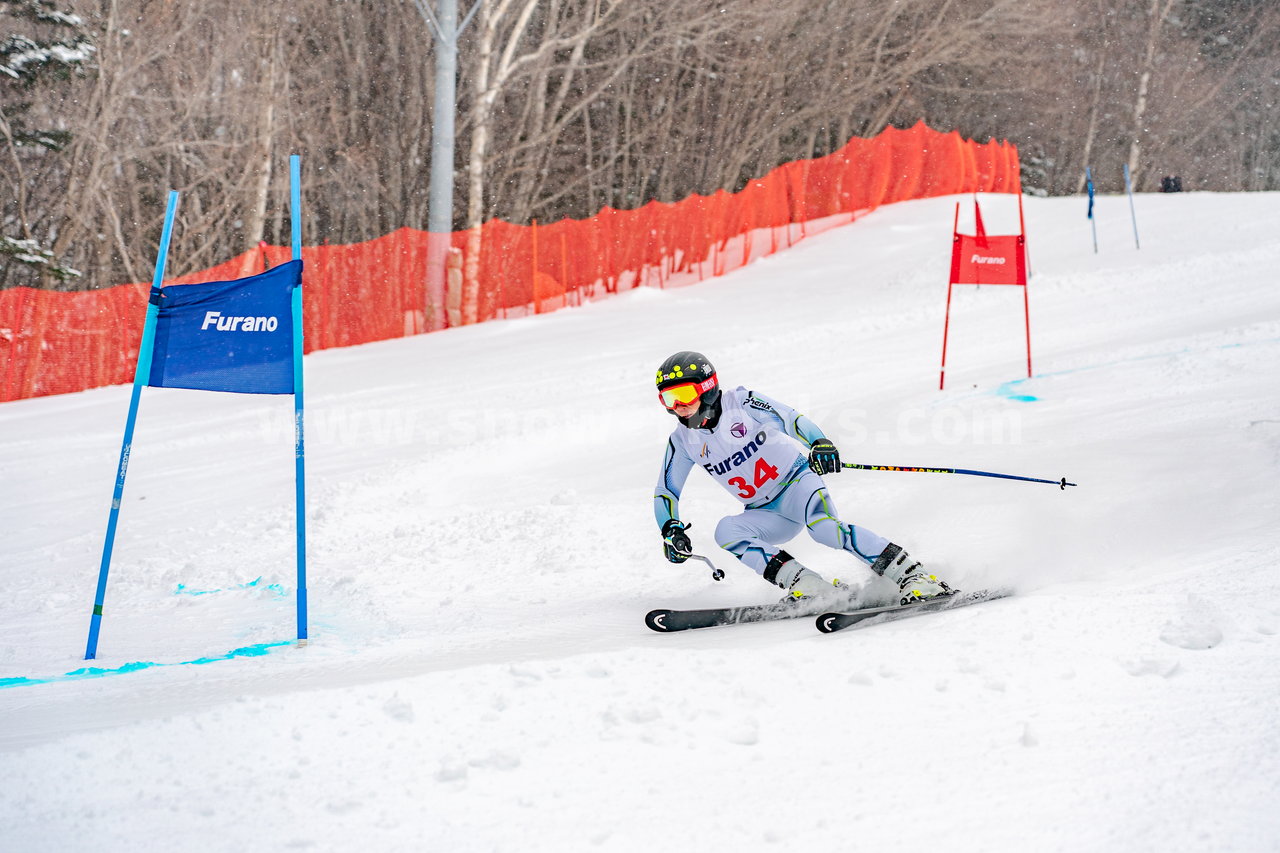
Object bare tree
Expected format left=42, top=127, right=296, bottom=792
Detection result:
left=3, top=0, right=1280, bottom=297
left=1, top=0, right=94, bottom=288
left=462, top=0, right=542, bottom=325
left=1127, top=0, right=1177, bottom=187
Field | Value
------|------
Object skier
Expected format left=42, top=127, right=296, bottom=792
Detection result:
left=653, top=351, right=951, bottom=604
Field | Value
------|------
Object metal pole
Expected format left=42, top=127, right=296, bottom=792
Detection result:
left=411, top=0, right=482, bottom=331
left=85, top=190, right=179, bottom=660
left=424, top=0, right=458, bottom=332
left=1123, top=163, right=1141, bottom=250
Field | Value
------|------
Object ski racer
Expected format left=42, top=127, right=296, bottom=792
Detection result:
left=653, top=350, right=951, bottom=604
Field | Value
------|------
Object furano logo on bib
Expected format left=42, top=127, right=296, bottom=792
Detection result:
left=703, top=430, right=768, bottom=476
left=971, top=254, right=1006, bottom=264
left=201, top=311, right=280, bottom=332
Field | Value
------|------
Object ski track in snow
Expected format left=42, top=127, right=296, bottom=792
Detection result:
left=1, top=193, right=1279, bottom=852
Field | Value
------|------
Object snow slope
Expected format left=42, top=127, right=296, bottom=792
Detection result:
left=2, top=192, right=1278, bottom=852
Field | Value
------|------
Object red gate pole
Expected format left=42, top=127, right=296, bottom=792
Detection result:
left=939, top=202, right=961, bottom=390
left=1017, top=191, right=1032, bottom=278
left=939, top=280, right=956, bottom=390
left=1018, top=194, right=1032, bottom=378
left=1022, top=269, right=1033, bottom=378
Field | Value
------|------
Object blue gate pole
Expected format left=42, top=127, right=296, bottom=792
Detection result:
left=290, top=154, right=308, bottom=645
left=85, top=190, right=180, bottom=660
left=1086, top=166, right=1098, bottom=254
left=1123, top=163, right=1141, bottom=250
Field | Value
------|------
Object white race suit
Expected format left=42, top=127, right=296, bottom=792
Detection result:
left=653, top=386, right=892, bottom=584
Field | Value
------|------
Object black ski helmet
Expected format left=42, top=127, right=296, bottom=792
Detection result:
left=655, top=351, right=722, bottom=429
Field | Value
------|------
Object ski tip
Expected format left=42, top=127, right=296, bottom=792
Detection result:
left=645, top=609, right=674, bottom=632
left=815, top=613, right=842, bottom=633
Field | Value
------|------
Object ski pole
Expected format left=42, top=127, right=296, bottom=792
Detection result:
left=842, top=462, right=1077, bottom=490
left=688, top=553, right=725, bottom=581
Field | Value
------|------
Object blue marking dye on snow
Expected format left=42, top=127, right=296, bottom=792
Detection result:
left=947, top=336, right=1280, bottom=406
left=994, top=379, right=1038, bottom=402
left=0, top=641, right=293, bottom=690
left=183, top=642, right=286, bottom=666
left=174, top=577, right=286, bottom=598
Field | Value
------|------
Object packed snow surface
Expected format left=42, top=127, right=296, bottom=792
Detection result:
left=2, top=192, right=1278, bottom=852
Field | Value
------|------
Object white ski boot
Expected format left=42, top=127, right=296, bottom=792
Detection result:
left=788, top=570, right=846, bottom=601
left=764, top=550, right=846, bottom=603
left=872, top=543, right=952, bottom=605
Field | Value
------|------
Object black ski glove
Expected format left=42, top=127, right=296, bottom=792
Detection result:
left=808, top=438, right=841, bottom=474
left=661, top=519, right=693, bottom=563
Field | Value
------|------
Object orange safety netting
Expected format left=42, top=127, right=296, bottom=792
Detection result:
left=0, top=121, right=1019, bottom=402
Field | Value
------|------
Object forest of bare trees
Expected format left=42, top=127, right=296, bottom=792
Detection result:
left=3, top=0, right=1278, bottom=291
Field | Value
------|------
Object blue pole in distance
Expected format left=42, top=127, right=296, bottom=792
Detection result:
left=85, top=190, right=180, bottom=660
left=291, top=154, right=302, bottom=258
left=290, top=154, right=308, bottom=644
left=1123, top=163, right=1141, bottom=250
left=1086, top=166, right=1098, bottom=254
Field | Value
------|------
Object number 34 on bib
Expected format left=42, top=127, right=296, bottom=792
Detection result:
left=728, top=458, right=780, bottom=499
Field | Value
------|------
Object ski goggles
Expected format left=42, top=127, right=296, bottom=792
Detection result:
left=658, top=374, right=717, bottom=409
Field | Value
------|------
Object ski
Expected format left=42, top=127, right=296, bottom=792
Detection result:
left=815, top=586, right=1014, bottom=634
left=645, top=594, right=853, bottom=633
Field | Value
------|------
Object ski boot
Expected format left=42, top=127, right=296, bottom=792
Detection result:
left=764, top=551, right=847, bottom=603
left=872, top=543, right=952, bottom=605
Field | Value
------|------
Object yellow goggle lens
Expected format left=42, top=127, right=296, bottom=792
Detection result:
left=658, top=383, right=701, bottom=408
